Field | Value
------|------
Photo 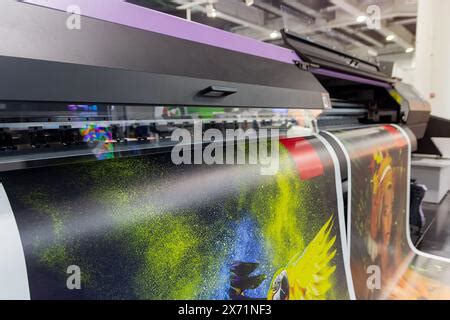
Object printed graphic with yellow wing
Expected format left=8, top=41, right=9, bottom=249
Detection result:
left=268, top=217, right=337, bottom=300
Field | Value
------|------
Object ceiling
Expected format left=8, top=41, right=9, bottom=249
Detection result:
left=126, top=0, right=418, bottom=62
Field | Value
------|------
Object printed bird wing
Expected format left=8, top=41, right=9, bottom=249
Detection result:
left=285, top=217, right=337, bottom=300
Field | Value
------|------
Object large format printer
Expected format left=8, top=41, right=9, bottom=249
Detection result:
left=0, top=1, right=430, bottom=170
left=0, top=0, right=436, bottom=300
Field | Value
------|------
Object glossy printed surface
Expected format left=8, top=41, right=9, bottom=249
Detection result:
left=330, top=125, right=450, bottom=300
left=0, top=137, right=350, bottom=300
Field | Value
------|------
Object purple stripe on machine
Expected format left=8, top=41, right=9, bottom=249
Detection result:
left=23, top=0, right=299, bottom=65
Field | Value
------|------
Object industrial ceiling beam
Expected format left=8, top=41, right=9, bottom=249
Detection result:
left=170, top=0, right=416, bottom=56
left=376, top=23, right=415, bottom=50
left=392, top=17, right=417, bottom=25
left=341, top=26, right=384, bottom=48
left=248, top=1, right=341, bottom=47
left=282, top=0, right=324, bottom=19
left=172, top=0, right=275, bottom=40
left=281, top=1, right=379, bottom=53
left=328, top=0, right=414, bottom=50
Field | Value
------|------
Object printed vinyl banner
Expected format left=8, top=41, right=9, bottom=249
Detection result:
left=327, top=125, right=450, bottom=300
left=0, top=136, right=351, bottom=300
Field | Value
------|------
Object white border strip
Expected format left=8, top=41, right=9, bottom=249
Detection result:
left=321, top=131, right=352, bottom=261
left=315, top=134, right=356, bottom=300
left=391, top=124, right=450, bottom=263
left=0, top=183, right=30, bottom=300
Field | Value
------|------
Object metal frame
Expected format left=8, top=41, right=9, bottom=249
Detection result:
left=0, top=1, right=329, bottom=109
left=282, top=30, right=394, bottom=85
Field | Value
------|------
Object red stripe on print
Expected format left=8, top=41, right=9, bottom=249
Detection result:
left=280, top=137, right=324, bottom=180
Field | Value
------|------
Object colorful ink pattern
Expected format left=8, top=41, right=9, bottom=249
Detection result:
left=333, top=125, right=450, bottom=300
left=2, top=137, right=349, bottom=300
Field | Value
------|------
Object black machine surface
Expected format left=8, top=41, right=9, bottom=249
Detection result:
left=282, top=31, right=430, bottom=140
left=416, top=116, right=450, bottom=157
left=0, top=1, right=429, bottom=170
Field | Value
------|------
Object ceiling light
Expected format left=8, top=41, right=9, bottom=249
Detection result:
left=270, top=31, right=281, bottom=39
left=245, top=0, right=254, bottom=6
left=356, top=15, right=367, bottom=23
left=405, top=47, right=415, bottom=53
left=386, top=34, right=396, bottom=41
left=206, top=4, right=217, bottom=18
